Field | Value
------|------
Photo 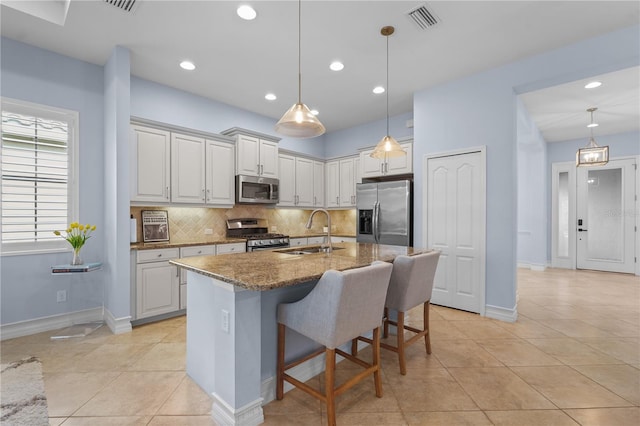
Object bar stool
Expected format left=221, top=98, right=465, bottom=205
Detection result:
left=353, top=251, right=440, bottom=375
left=276, top=261, right=393, bottom=426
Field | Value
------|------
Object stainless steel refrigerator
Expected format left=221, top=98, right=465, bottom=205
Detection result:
left=356, top=180, right=412, bottom=246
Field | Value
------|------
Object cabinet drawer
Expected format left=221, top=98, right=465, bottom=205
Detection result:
left=137, top=248, right=180, bottom=263
left=290, top=238, right=307, bottom=247
left=180, top=245, right=216, bottom=257
left=217, top=242, right=246, bottom=254
left=307, top=236, right=325, bottom=245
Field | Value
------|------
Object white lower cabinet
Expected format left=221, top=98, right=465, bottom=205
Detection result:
left=216, top=242, right=246, bottom=255
left=179, top=245, right=216, bottom=309
left=307, top=236, right=326, bottom=245
left=136, top=248, right=180, bottom=320
left=331, top=236, right=356, bottom=243
left=290, top=237, right=308, bottom=247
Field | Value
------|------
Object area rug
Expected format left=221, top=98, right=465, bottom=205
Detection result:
left=1, top=356, right=49, bottom=425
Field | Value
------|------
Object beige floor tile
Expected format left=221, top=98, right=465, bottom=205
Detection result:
left=147, top=415, right=216, bottom=425
left=525, top=338, right=625, bottom=365
left=1, top=343, right=53, bottom=364
left=448, top=367, right=555, bottom=410
left=572, top=364, right=640, bottom=405
left=386, top=368, right=479, bottom=412
left=324, top=412, right=408, bottom=425
left=128, top=342, right=186, bottom=371
left=156, top=376, right=212, bottom=415
left=493, top=317, right=566, bottom=339
left=431, top=340, right=503, bottom=367
left=564, top=407, right=640, bottom=426
left=403, top=411, right=492, bottom=425
left=511, top=366, right=632, bottom=408
left=74, top=371, right=184, bottom=416
left=485, top=409, right=579, bottom=425
left=428, top=320, right=470, bottom=341
left=49, top=417, right=66, bottom=426
left=59, top=416, right=152, bottom=425
left=161, top=326, right=187, bottom=343
left=431, top=306, right=486, bottom=321
left=104, top=323, right=175, bottom=344
left=579, top=318, right=640, bottom=338
left=262, top=412, right=323, bottom=425
left=451, top=321, right=518, bottom=339
left=537, top=319, right=615, bottom=338
left=44, top=371, right=120, bottom=416
left=579, top=338, right=640, bottom=365
left=263, top=377, right=322, bottom=416
left=380, top=339, right=444, bottom=373
left=476, top=339, right=563, bottom=366
left=70, top=343, right=154, bottom=372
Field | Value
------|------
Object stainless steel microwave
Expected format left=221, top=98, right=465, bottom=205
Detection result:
left=235, top=175, right=279, bottom=204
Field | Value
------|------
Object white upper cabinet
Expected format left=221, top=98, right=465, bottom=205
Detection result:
left=313, top=160, right=325, bottom=207
left=278, top=154, right=316, bottom=207
left=205, top=140, right=235, bottom=205
left=325, top=155, right=358, bottom=208
left=222, top=128, right=280, bottom=178
left=295, top=157, right=314, bottom=207
left=171, top=133, right=206, bottom=204
left=360, top=141, right=413, bottom=178
left=130, top=125, right=171, bottom=203
left=325, top=160, right=340, bottom=208
left=278, top=154, right=296, bottom=206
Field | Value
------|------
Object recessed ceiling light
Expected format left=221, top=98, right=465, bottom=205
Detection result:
left=265, top=93, right=277, bottom=101
left=329, top=61, right=344, bottom=71
left=180, top=61, right=195, bottom=71
left=310, top=109, right=319, bottom=116
left=237, top=5, right=257, bottom=20
left=587, top=122, right=599, bottom=128
left=373, top=86, right=385, bottom=94
left=584, top=81, right=602, bottom=89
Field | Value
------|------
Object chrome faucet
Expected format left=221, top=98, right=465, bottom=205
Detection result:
left=306, top=209, right=332, bottom=253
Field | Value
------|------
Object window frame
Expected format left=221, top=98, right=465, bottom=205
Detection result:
left=1, top=97, right=79, bottom=256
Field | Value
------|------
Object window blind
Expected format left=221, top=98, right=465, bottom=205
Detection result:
left=1, top=111, right=70, bottom=247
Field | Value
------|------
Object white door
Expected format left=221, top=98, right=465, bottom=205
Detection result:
left=130, top=125, right=171, bottom=202
left=236, top=135, right=261, bottom=176
left=339, top=158, right=355, bottom=207
left=258, top=140, right=279, bottom=178
left=576, top=158, right=636, bottom=273
left=277, top=154, right=296, bottom=206
left=426, top=150, right=485, bottom=314
left=313, top=161, right=325, bottom=207
left=326, top=161, right=340, bottom=208
left=205, top=140, right=235, bottom=205
left=295, top=157, right=314, bottom=207
left=171, top=133, right=205, bottom=204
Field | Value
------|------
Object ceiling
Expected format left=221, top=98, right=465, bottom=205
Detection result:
left=1, top=0, right=639, bottom=141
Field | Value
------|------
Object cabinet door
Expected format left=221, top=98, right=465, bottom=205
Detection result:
left=360, top=149, right=383, bottom=178
left=313, top=161, right=325, bottom=207
left=130, top=125, right=171, bottom=202
left=339, top=158, right=356, bottom=207
left=295, top=157, right=314, bottom=207
left=206, top=140, right=235, bottom=205
left=216, top=243, right=246, bottom=254
left=278, top=154, right=296, bottom=207
left=325, top=161, right=340, bottom=208
left=136, top=261, right=179, bottom=319
left=290, top=237, right=308, bottom=247
left=386, top=142, right=413, bottom=175
left=171, top=133, right=206, bottom=204
left=259, top=140, right=279, bottom=178
left=236, top=135, right=261, bottom=176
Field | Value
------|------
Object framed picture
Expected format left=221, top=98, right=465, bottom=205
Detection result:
left=142, top=210, right=170, bottom=242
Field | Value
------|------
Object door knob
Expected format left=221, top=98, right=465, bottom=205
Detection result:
left=578, top=228, right=588, bottom=232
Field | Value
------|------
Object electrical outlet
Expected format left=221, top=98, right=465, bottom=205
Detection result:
left=204, top=228, right=213, bottom=235
left=56, top=290, right=67, bottom=303
left=270, top=225, right=277, bottom=232
left=221, top=309, right=229, bottom=333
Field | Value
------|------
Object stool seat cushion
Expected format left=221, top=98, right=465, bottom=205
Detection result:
left=385, top=252, right=440, bottom=312
left=277, top=261, right=393, bottom=349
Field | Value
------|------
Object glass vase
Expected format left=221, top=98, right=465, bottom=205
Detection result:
left=71, top=247, right=83, bottom=265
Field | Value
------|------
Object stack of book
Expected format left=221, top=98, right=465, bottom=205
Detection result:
left=51, top=262, right=102, bottom=274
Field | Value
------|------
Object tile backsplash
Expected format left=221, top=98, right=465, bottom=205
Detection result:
left=130, top=206, right=356, bottom=243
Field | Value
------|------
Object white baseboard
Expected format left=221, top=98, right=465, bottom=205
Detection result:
left=104, top=309, right=132, bottom=334
left=0, top=307, right=102, bottom=341
left=211, top=393, right=263, bottom=426
left=485, top=304, right=518, bottom=323
left=260, top=339, right=370, bottom=405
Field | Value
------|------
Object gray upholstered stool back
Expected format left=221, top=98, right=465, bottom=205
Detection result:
left=277, top=260, right=393, bottom=349
left=385, top=251, right=440, bottom=312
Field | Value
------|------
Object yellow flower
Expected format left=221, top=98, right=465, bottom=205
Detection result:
left=53, top=230, right=61, bottom=236
left=91, top=225, right=97, bottom=231
left=66, top=228, right=72, bottom=233
left=79, top=224, right=85, bottom=231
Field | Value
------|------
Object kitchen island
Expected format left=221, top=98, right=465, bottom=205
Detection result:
left=171, top=242, right=430, bottom=426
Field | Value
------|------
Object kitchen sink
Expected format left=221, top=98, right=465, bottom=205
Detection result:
left=276, top=246, right=344, bottom=255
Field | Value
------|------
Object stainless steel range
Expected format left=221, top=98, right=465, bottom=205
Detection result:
left=226, top=218, right=290, bottom=252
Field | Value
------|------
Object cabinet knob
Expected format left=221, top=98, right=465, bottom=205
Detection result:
left=157, top=254, right=162, bottom=257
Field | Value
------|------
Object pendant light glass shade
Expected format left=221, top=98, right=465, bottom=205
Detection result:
left=275, top=102, right=325, bottom=138
left=371, top=25, right=406, bottom=159
left=371, top=135, right=406, bottom=159
left=577, top=108, right=609, bottom=167
left=275, top=0, right=325, bottom=138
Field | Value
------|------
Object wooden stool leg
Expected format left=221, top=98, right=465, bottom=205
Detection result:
left=325, top=348, right=337, bottom=426
left=383, top=307, right=389, bottom=338
left=276, top=323, right=285, bottom=400
left=424, top=301, right=432, bottom=354
left=372, top=327, right=383, bottom=397
left=351, top=338, right=358, bottom=356
left=397, top=311, right=407, bottom=375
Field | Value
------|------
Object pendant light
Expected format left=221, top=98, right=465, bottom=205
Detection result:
left=275, top=0, right=325, bottom=138
left=370, top=26, right=406, bottom=159
left=576, top=107, right=609, bottom=167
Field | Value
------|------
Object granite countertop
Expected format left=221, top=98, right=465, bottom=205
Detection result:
left=170, top=242, right=431, bottom=291
left=130, top=237, right=245, bottom=250
left=289, top=233, right=356, bottom=239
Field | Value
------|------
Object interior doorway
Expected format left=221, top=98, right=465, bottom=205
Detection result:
left=552, top=157, right=637, bottom=273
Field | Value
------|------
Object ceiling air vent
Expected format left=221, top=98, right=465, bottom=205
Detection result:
left=407, top=4, right=440, bottom=30
left=104, top=0, right=138, bottom=13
